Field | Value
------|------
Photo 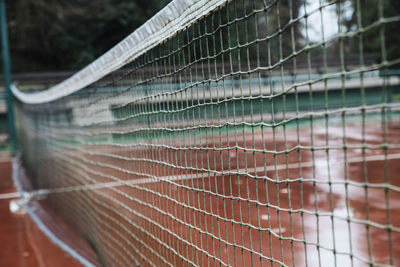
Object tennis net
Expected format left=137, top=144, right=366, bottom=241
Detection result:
left=12, top=0, right=400, bottom=266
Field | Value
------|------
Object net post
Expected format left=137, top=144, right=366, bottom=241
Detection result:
left=0, top=0, right=18, bottom=153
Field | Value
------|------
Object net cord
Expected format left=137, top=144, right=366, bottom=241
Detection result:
left=11, top=0, right=230, bottom=105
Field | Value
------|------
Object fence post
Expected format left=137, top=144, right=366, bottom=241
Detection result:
left=0, top=0, right=17, bottom=152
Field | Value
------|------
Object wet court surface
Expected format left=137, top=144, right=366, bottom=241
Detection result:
left=0, top=158, right=83, bottom=267
left=41, top=122, right=400, bottom=266
left=0, top=117, right=398, bottom=267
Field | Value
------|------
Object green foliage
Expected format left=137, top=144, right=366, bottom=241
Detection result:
left=7, top=0, right=307, bottom=72
left=341, top=0, right=400, bottom=63
left=7, top=0, right=170, bottom=72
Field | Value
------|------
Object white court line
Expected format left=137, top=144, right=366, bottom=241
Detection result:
left=15, top=152, right=400, bottom=201
left=86, top=152, right=400, bottom=187
left=0, top=191, right=20, bottom=200
left=274, top=152, right=400, bottom=171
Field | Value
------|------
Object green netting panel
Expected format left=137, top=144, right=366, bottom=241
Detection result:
left=15, top=0, right=400, bottom=266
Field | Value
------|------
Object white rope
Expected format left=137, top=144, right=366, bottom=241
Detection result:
left=11, top=0, right=230, bottom=104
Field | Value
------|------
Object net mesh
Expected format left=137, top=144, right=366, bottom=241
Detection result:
left=15, top=0, right=400, bottom=266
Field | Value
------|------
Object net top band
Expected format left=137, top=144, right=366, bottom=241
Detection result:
left=11, top=0, right=229, bottom=104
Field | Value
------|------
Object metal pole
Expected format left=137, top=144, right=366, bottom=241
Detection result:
left=0, top=0, right=17, bottom=152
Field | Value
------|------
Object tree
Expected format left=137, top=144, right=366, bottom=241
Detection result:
left=7, top=0, right=170, bottom=72
left=338, top=0, right=400, bottom=64
left=6, top=0, right=307, bottom=73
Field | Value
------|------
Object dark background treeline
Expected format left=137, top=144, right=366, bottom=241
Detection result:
left=5, top=0, right=400, bottom=73
left=6, top=0, right=170, bottom=72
